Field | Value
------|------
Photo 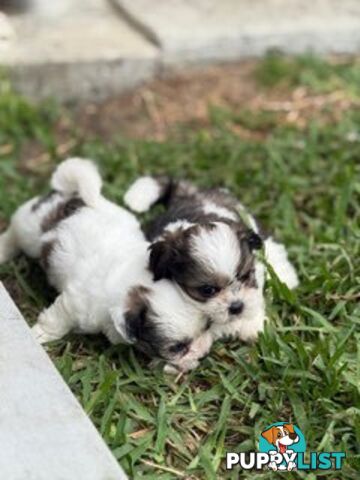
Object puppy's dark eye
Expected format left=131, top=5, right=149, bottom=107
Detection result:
left=277, top=432, right=282, bottom=438
left=197, top=285, right=220, bottom=298
left=169, top=341, right=190, bottom=355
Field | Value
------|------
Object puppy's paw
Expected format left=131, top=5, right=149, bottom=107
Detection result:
left=234, top=310, right=265, bottom=343
left=124, top=177, right=160, bottom=213
left=238, top=324, right=263, bottom=343
left=163, top=359, right=200, bottom=375
left=163, top=364, right=180, bottom=375
left=32, top=309, right=66, bottom=344
left=31, top=323, right=55, bottom=344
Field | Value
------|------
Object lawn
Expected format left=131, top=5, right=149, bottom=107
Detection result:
left=0, top=54, right=359, bottom=479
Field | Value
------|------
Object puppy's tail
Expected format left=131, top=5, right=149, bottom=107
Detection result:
left=264, top=237, right=299, bottom=289
left=123, top=175, right=185, bottom=213
left=51, top=158, right=102, bottom=207
left=124, top=176, right=168, bottom=213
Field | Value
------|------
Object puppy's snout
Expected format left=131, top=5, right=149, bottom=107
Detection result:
left=289, top=432, right=297, bottom=440
left=228, top=300, right=244, bottom=315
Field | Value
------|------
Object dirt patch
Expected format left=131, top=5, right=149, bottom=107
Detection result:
left=18, top=60, right=360, bottom=172
left=75, top=62, right=260, bottom=141
left=73, top=61, right=359, bottom=141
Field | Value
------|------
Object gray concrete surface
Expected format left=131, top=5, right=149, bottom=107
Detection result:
left=1, top=0, right=360, bottom=101
left=116, top=0, right=360, bottom=66
left=0, top=282, right=127, bottom=480
left=0, top=0, right=158, bottom=101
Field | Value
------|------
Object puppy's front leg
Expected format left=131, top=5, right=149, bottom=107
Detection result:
left=32, top=293, right=74, bottom=344
left=236, top=312, right=265, bottom=343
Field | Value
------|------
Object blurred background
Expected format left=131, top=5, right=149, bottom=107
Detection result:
left=1, top=0, right=360, bottom=102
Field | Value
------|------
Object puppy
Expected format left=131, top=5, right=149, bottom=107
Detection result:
left=0, top=159, right=212, bottom=373
left=261, top=424, right=299, bottom=471
left=124, top=176, right=299, bottom=342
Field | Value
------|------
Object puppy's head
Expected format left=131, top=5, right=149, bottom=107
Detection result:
left=112, top=282, right=211, bottom=372
left=261, top=424, right=299, bottom=453
left=148, top=222, right=263, bottom=324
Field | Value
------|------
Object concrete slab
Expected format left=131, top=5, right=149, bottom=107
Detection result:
left=0, top=0, right=159, bottom=101
left=2, top=0, right=360, bottom=102
left=0, top=282, right=127, bottom=480
left=115, top=0, right=360, bottom=66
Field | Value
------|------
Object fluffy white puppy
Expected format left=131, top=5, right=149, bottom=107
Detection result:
left=124, top=176, right=299, bottom=342
left=0, top=159, right=212, bottom=372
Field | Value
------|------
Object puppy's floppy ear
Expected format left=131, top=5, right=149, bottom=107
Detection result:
left=149, top=240, right=174, bottom=281
left=124, top=305, right=148, bottom=343
left=261, top=426, right=276, bottom=445
left=149, top=235, right=186, bottom=281
left=111, top=286, right=150, bottom=344
left=110, top=308, right=134, bottom=344
left=238, top=228, right=263, bottom=251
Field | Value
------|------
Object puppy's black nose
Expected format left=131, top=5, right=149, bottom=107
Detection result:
left=229, top=300, right=244, bottom=315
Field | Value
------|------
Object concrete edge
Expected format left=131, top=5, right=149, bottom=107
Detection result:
left=0, top=282, right=128, bottom=480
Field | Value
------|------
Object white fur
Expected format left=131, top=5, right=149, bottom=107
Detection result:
left=264, top=237, right=299, bottom=289
left=186, top=222, right=266, bottom=336
left=51, top=157, right=102, bottom=207
left=124, top=176, right=299, bottom=347
left=161, top=220, right=194, bottom=235
left=190, top=222, right=241, bottom=279
left=123, top=176, right=269, bottom=341
left=202, top=201, right=238, bottom=221
left=148, top=199, right=297, bottom=344
left=210, top=262, right=266, bottom=342
left=124, top=176, right=161, bottom=213
left=1, top=159, right=208, bottom=373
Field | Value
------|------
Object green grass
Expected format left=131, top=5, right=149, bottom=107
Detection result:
left=255, top=51, right=360, bottom=96
left=0, top=57, right=359, bottom=479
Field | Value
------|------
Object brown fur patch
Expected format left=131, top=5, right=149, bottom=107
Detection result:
left=31, top=190, right=59, bottom=212
left=40, top=241, right=55, bottom=271
left=125, top=285, right=151, bottom=313
left=41, top=197, right=85, bottom=233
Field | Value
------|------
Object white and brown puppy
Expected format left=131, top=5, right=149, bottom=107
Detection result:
left=124, top=176, right=299, bottom=342
left=0, top=160, right=212, bottom=372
